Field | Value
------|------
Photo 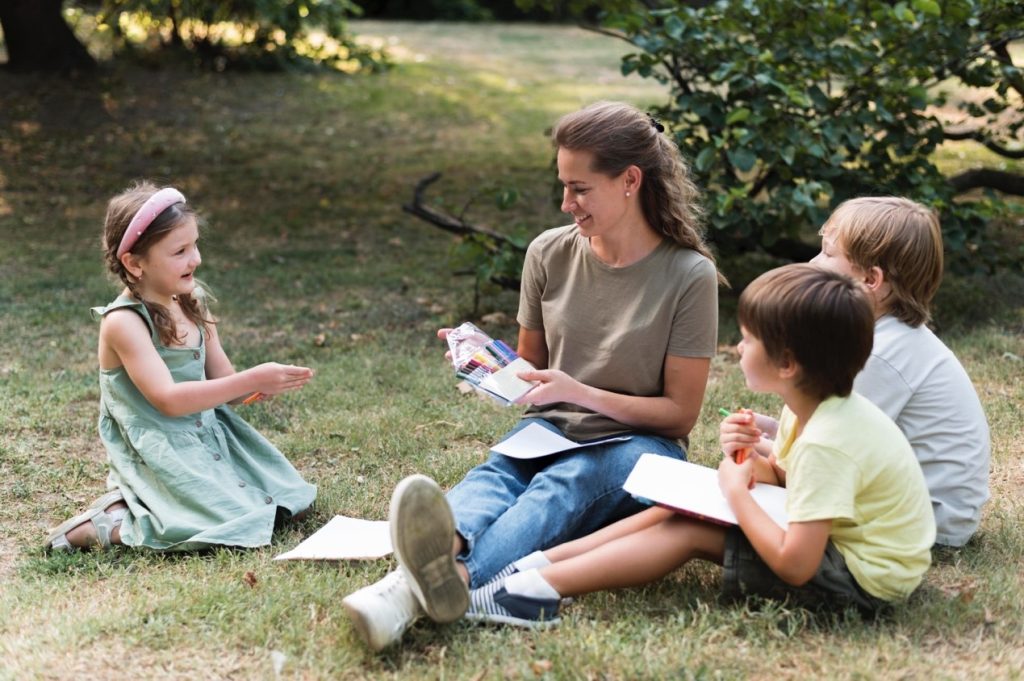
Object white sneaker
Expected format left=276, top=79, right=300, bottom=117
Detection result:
left=390, top=475, right=469, bottom=623
left=342, top=569, right=424, bottom=651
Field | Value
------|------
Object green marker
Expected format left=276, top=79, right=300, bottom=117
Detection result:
left=717, top=407, right=732, bottom=417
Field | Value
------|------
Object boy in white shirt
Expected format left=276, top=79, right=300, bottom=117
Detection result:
left=808, top=197, right=989, bottom=547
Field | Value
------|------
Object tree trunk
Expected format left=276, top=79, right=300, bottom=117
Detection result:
left=0, top=0, right=96, bottom=72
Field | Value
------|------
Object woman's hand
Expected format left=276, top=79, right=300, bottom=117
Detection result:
left=252, top=363, right=314, bottom=396
left=437, top=328, right=453, bottom=363
left=514, top=368, right=584, bottom=406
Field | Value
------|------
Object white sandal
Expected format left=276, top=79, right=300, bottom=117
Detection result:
left=45, top=489, right=128, bottom=552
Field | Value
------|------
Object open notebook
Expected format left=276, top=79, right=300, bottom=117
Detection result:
left=623, top=453, right=789, bottom=529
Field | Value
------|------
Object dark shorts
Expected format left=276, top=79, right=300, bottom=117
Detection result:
left=721, top=527, right=889, bottom=614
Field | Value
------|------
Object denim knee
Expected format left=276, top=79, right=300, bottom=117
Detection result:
left=454, top=430, right=685, bottom=584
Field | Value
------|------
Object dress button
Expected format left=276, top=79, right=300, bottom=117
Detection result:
left=264, top=496, right=273, bottom=504
left=193, top=351, right=200, bottom=360
left=213, top=453, right=221, bottom=461
left=195, top=419, right=202, bottom=428
left=238, top=481, right=246, bottom=487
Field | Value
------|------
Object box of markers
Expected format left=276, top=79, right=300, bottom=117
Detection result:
left=446, top=322, right=537, bottom=405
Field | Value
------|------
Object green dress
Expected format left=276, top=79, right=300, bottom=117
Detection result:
left=92, top=295, right=317, bottom=550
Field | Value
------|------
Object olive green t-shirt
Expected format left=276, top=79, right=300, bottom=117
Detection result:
left=517, top=225, right=719, bottom=441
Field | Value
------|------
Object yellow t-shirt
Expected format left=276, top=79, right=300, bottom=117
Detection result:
left=774, top=393, right=936, bottom=601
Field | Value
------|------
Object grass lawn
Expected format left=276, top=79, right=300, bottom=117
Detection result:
left=1, top=19, right=1023, bottom=680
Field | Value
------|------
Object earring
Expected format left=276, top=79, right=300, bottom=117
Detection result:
left=626, top=191, right=631, bottom=197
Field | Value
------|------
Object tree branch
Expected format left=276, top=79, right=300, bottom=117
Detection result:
left=579, top=23, right=630, bottom=43
left=402, top=173, right=526, bottom=253
left=943, top=130, right=1024, bottom=159
left=991, top=39, right=1024, bottom=100
left=747, top=167, right=775, bottom=199
left=949, top=168, right=1024, bottom=196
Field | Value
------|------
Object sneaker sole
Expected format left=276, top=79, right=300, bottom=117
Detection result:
left=389, top=475, right=468, bottom=623
left=464, top=610, right=560, bottom=629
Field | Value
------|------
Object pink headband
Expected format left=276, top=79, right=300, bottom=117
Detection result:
left=116, top=187, right=187, bottom=258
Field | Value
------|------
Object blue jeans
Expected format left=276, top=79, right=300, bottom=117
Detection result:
left=446, top=417, right=685, bottom=587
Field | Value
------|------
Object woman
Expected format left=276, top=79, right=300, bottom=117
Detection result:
left=344, top=101, right=724, bottom=650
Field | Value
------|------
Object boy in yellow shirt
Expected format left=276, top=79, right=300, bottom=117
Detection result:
left=390, top=264, right=935, bottom=627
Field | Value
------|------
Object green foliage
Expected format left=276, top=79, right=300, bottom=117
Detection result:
left=602, top=0, right=1024, bottom=270
left=446, top=186, right=530, bottom=295
left=85, top=0, right=387, bottom=71
left=356, top=0, right=495, bottom=21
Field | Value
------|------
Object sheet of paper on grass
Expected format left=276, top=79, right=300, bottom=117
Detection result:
left=490, top=422, right=633, bottom=459
left=274, top=515, right=392, bottom=561
left=624, top=453, right=789, bottom=529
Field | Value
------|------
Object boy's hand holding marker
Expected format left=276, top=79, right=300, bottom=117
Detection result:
left=719, top=407, right=757, bottom=489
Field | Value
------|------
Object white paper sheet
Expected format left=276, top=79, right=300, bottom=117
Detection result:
left=490, top=422, right=633, bottom=459
left=274, top=515, right=392, bottom=561
left=623, top=453, right=789, bottom=529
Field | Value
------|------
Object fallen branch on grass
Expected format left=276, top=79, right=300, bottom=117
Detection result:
left=402, top=172, right=524, bottom=291
left=401, top=172, right=527, bottom=255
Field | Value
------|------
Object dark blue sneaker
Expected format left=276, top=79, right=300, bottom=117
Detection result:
left=465, top=584, right=561, bottom=628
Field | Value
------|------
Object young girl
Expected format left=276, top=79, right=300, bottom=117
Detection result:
left=344, top=101, right=724, bottom=650
left=45, top=182, right=317, bottom=552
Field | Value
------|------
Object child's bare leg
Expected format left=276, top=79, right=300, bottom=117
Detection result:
left=540, top=515, right=727, bottom=597
left=544, top=506, right=675, bottom=562
left=453, top=508, right=675, bottom=585
left=63, top=501, right=127, bottom=547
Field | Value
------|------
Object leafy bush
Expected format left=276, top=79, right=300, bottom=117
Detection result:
left=603, top=0, right=1024, bottom=270
left=89, top=0, right=387, bottom=71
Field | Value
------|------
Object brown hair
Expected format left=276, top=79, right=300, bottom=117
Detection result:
left=739, top=264, right=874, bottom=401
left=551, top=101, right=727, bottom=285
left=102, top=181, right=213, bottom=346
left=821, top=196, right=943, bottom=327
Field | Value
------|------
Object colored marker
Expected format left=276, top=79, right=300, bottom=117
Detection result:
left=243, top=392, right=263, bottom=405
left=493, top=339, right=518, bottom=362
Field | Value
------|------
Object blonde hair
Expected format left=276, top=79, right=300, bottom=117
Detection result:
left=102, top=181, right=213, bottom=346
left=821, top=197, right=943, bottom=327
left=552, top=101, right=726, bottom=285
left=739, top=264, right=874, bottom=402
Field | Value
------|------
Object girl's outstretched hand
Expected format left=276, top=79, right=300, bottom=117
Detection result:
left=513, top=368, right=582, bottom=406
left=252, top=363, right=314, bottom=396
left=719, top=410, right=761, bottom=460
